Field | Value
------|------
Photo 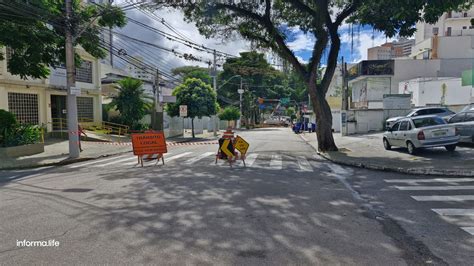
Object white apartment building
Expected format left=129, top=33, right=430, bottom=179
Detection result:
left=0, top=47, right=103, bottom=132
left=412, top=8, right=474, bottom=59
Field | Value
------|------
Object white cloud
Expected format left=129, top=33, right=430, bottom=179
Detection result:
left=287, top=32, right=315, bottom=52
left=295, top=55, right=308, bottom=64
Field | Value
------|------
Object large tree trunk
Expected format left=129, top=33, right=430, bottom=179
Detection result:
left=308, top=82, right=338, bottom=152
left=191, top=118, right=195, bottom=138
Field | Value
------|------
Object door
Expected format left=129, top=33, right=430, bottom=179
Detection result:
left=387, top=122, right=401, bottom=146
left=51, top=95, right=67, bottom=130
left=397, top=120, right=410, bottom=146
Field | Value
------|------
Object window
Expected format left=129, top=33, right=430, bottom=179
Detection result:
left=399, top=121, right=409, bottom=131
left=76, top=60, right=93, bottom=83
left=77, top=97, right=94, bottom=120
left=392, top=122, right=401, bottom=131
left=413, top=117, right=446, bottom=128
left=7, top=92, right=39, bottom=125
left=465, top=112, right=474, bottom=122
left=449, top=113, right=466, bottom=123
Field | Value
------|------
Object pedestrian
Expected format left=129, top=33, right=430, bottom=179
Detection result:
left=78, top=124, right=87, bottom=152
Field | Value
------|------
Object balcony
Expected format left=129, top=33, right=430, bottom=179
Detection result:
left=348, top=60, right=395, bottom=80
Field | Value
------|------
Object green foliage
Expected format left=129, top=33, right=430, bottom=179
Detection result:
left=109, top=77, right=152, bottom=129
left=0, top=109, right=17, bottom=133
left=0, top=1, right=126, bottom=79
left=218, top=106, right=240, bottom=121
left=2, top=124, right=41, bottom=147
left=172, top=66, right=212, bottom=85
left=286, top=107, right=296, bottom=120
left=471, top=18, right=474, bottom=26
left=167, top=78, right=218, bottom=119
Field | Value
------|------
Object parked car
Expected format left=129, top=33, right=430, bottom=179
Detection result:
left=459, top=103, right=474, bottom=113
left=447, top=111, right=474, bottom=143
left=383, top=115, right=459, bottom=154
left=385, top=107, right=455, bottom=129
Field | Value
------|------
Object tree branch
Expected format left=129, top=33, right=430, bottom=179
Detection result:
left=214, top=2, right=308, bottom=79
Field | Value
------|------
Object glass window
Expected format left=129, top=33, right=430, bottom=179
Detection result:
left=399, top=121, right=409, bottom=131
left=391, top=122, right=401, bottom=131
left=7, top=92, right=39, bottom=125
left=449, top=113, right=465, bottom=123
left=465, top=112, right=474, bottom=122
left=77, top=97, right=94, bottom=121
left=413, top=117, right=446, bottom=128
left=76, top=60, right=93, bottom=83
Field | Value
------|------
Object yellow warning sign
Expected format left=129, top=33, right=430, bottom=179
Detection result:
left=234, top=136, right=249, bottom=155
left=221, top=139, right=234, bottom=157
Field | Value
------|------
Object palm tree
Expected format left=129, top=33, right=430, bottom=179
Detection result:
left=110, top=77, right=152, bottom=129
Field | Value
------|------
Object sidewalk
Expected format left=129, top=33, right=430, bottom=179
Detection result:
left=0, top=130, right=222, bottom=170
left=300, top=131, right=474, bottom=176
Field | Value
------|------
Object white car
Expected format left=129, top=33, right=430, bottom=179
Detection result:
left=383, top=115, right=460, bottom=155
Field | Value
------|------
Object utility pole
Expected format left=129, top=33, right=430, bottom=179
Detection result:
left=212, top=49, right=218, bottom=135
left=238, top=77, right=243, bottom=129
left=152, top=69, right=164, bottom=131
left=108, top=0, right=113, bottom=67
left=65, top=0, right=80, bottom=159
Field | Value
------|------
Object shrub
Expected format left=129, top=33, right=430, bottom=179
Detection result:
left=2, top=124, right=41, bottom=147
left=218, top=106, right=241, bottom=121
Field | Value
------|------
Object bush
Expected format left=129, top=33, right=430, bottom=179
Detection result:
left=0, top=109, right=17, bottom=133
left=218, top=106, right=241, bottom=121
left=2, top=124, right=41, bottom=147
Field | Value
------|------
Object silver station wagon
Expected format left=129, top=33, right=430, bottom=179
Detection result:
left=383, top=115, right=460, bottom=154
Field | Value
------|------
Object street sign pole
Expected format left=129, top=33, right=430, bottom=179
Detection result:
left=238, top=77, right=243, bottom=129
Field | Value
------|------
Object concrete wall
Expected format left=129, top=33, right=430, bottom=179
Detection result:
left=345, top=109, right=386, bottom=134
left=399, top=77, right=473, bottom=107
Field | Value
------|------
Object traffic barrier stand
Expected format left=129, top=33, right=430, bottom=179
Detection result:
left=131, top=130, right=167, bottom=167
left=215, top=128, right=247, bottom=167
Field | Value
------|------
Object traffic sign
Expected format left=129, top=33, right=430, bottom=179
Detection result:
left=280, top=97, right=290, bottom=105
left=220, top=139, right=234, bottom=158
left=131, top=131, right=168, bottom=167
left=238, top=89, right=244, bottom=94
left=234, top=136, right=249, bottom=155
left=70, top=86, right=81, bottom=96
left=179, top=105, right=187, bottom=117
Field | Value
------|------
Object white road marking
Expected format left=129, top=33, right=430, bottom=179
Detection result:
left=100, top=156, right=143, bottom=167
left=269, top=155, right=282, bottom=170
left=185, top=152, right=214, bottom=164
left=296, top=156, right=313, bottom=172
left=385, top=178, right=474, bottom=183
left=461, top=227, right=474, bottom=235
left=165, top=152, right=192, bottom=163
left=235, top=153, right=258, bottom=167
left=411, top=195, right=474, bottom=201
left=395, top=185, right=474, bottom=191
left=68, top=155, right=129, bottom=168
left=432, top=209, right=474, bottom=216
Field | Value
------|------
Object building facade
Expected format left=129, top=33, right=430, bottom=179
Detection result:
left=367, top=38, right=415, bottom=60
left=0, top=47, right=102, bottom=132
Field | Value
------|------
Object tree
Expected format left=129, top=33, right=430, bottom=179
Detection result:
left=109, top=78, right=152, bottom=129
left=167, top=78, right=218, bottom=138
left=0, top=0, right=126, bottom=79
left=286, top=107, right=297, bottom=121
left=172, top=66, right=212, bottom=85
left=160, top=0, right=470, bottom=151
left=218, top=106, right=241, bottom=122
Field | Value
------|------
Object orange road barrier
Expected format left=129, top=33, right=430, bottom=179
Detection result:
left=131, top=131, right=167, bottom=167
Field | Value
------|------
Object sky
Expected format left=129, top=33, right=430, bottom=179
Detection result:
left=115, top=4, right=395, bottom=78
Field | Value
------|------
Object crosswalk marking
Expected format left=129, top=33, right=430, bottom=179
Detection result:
left=269, top=155, right=282, bottom=170
left=411, top=195, right=474, bottom=201
left=233, top=153, right=258, bottom=167
left=69, top=155, right=129, bottom=168
left=395, top=185, right=474, bottom=191
left=296, top=156, right=313, bottom=172
left=385, top=178, right=474, bottom=183
left=166, top=152, right=192, bottom=162
left=432, top=209, right=474, bottom=216
left=461, top=227, right=474, bottom=235
left=184, top=152, right=214, bottom=164
left=100, top=156, right=139, bottom=167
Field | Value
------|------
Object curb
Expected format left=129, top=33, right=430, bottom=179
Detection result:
left=0, top=151, right=133, bottom=171
left=299, top=133, right=474, bottom=177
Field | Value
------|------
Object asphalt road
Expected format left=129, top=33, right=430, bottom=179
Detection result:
left=0, top=128, right=472, bottom=265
